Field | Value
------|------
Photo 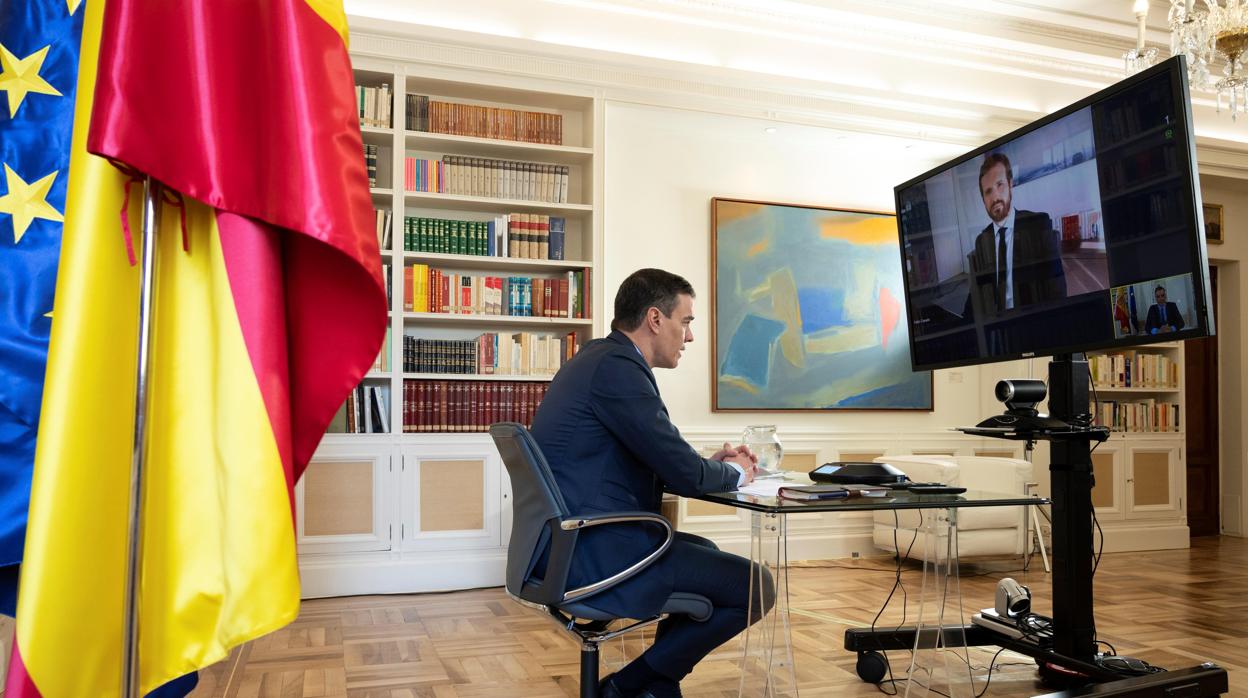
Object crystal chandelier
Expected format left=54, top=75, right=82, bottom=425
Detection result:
left=1126, top=0, right=1248, bottom=119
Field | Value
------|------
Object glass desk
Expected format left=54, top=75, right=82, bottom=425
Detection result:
left=693, top=480, right=1048, bottom=697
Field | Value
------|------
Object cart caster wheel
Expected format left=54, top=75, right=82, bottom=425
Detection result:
left=857, top=651, right=889, bottom=684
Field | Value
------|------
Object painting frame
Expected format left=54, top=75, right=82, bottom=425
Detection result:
left=1203, top=202, right=1223, bottom=245
left=710, top=197, right=933, bottom=412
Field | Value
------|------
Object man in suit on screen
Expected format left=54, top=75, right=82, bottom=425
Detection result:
left=530, top=268, right=770, bottom=698
left=966, top=152, right=1067, bottom=317
left=1145, top=285, right=1185, bottom=334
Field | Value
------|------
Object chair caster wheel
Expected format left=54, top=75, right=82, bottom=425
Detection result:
left=857, top=650, right=889, bottom=684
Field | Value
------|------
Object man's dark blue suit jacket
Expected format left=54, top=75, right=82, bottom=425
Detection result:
left=530, top=330, right=741, bottom=618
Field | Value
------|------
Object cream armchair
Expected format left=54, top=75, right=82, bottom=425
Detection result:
left=870, top=455, right=1039, bottom=562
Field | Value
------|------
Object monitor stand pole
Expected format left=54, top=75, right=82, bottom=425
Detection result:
left=1046, top=353, right=1097, bottom=662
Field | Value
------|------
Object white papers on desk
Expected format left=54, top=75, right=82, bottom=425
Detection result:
left=737, top=479, right=788, bottom=497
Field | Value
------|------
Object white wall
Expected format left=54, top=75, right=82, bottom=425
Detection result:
left=1197, top=175, right=1247, bottom=536
left=603, top=101, right=989, bottom=439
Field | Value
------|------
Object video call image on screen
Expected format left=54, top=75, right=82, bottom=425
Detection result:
left=896, top=67, right=1202, bottom=369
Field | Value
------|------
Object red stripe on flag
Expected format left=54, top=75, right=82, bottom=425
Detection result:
left=216, top=210, right=381, bottom=486
left=215, top=211, right=295, bottom=493
left=88, top=0, right=385, bottom=468
left=5, top=644, right=42, bottom=698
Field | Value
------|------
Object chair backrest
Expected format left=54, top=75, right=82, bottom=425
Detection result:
left=489, top=422, right=577, bottom=607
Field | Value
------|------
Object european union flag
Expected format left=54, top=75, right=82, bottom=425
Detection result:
left=0, top=0, right=84, bottom=616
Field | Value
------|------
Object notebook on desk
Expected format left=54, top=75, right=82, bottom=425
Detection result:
left=777, top=484, right=890, bottom=500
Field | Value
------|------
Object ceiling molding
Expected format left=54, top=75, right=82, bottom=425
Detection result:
left=351, top=24, right=1047, bottom=147
left=619, top=0, right=1143, bottom=57
left=347, top=5, right=1248, bottom=170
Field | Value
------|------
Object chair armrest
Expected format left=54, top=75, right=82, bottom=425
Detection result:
left=952, top=457, right=1032, bottom=494
left=559, top=511, right=674, bottom=603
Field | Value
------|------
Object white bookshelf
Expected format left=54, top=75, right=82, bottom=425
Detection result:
left=298, top=53, right=602, bottom=597
left=1086, top=341, right=1188, bottom=553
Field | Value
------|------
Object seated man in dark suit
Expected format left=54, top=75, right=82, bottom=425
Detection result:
left=531, top=268, right=769, bottom=698
left=1144, top=285, right=1185, bottom=334
left=965, top=153, right=1067, bottom=318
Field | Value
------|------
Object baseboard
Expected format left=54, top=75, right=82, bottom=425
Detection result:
left=1097, top=523, right=1190, bottom=553
left=299, top=549, right=507, bottom=598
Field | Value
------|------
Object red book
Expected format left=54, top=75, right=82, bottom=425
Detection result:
left=424, top=381, right=434, bottom=433
left=486, top=382, right=497, bottom=428
left=436, top=382, right=446, bottom=432
left=403, top=266, right=413, bottom=312
left=411, top=379, right=421, bottom=434
left=402, top=382, right=410, bottom=433
left=460, top=382, right=472, bottom=432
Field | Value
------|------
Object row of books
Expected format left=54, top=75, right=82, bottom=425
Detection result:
left=1099, top=94, right=1164, bottom=146
left=1090, top=353, right=1179, bottom=389
left=406, top=94, right=563, bottom=145
left=364, top=144, right=380, bottom=187
left=375, top=208, right=393, bottom=249
left=1100, top=144, right=1178, bottom=193
left=1092, top=399, right=1181, bottom=433
left=382, top=263, right=394, bottom=309
left=403, top=155, right=569, bottom=203
left=370, top=328, right=392, bottom=373
left=329, top=383, right=389, bottom=434
left=403, top=331, right=579, bottom=376
left=402, top=380, right=548, bottom=433
left=404, top=266, right=591, bottom=319
left=402, top=214, right=565, bottom=260
left=356, top=83, right=393, bottom=129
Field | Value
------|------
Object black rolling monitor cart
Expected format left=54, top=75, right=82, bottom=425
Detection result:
left=844, top=354, right=1228, bottom=697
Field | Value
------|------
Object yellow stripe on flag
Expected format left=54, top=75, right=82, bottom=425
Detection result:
left=17, top=0, right=299, bottom=693
left=303, top=0, right=350, bottom=46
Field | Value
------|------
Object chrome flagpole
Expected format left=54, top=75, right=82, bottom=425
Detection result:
left=122, top=175, right=162, bottom=698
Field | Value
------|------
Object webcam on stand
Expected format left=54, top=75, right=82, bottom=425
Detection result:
left=975, top=379, right=1069, bottom=432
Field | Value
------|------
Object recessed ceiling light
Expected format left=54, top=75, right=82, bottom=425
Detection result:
left=764, top=127, right=778, bottom=134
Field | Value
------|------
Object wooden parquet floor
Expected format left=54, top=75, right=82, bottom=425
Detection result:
left=189, top=536, right=1248, bottom=698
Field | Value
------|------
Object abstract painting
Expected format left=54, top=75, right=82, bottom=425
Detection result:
left=711, top=198, right=932, bottom=411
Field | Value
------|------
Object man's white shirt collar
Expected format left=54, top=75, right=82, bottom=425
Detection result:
left=992, top=207, right=1016, bottom=236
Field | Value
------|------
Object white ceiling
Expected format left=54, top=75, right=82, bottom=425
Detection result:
left=344, top=0, right=1248, bottom=157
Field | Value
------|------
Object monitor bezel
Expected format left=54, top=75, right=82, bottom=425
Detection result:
left=893, top=55, right=1214, bottom=373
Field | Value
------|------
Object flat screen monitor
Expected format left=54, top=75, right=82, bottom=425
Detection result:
left=894, top=56, right=1214, bottom=372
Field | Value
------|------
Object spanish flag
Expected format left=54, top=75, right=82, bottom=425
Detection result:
left=7, top=0, right=386, bottom=694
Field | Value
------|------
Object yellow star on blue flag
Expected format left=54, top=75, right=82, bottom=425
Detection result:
left=0, top=0, right=82, bottom=617
left=0, top=43, right=63, bottom=118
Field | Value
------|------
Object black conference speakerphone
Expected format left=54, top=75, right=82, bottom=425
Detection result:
left=809, top=462, right=966, bottom=493
left=808, top=461, right=906, bottom=485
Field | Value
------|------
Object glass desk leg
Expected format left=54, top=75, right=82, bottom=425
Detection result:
left=905, top=507, right=975, bottom=698
left=739, top=511, right=799, bottom=697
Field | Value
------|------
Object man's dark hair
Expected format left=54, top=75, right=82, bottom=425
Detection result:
left=979, top=152, right=1013, bottom=186
left=1156, top=285, right=1167, bottom=294
left=612, top=268, right=695, bottom=332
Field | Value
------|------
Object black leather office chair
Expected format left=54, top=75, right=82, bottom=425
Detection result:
left=489, top=422, right=713, bottom=698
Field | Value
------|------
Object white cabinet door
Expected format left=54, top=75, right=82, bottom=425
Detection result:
left=296, top=444, right=395, bottom=554
left=1125, top=441, right=1183, bottom=520
left=1089, top=440, right=1125, bottom=522
left=401, top=438, right=503, bottom=552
